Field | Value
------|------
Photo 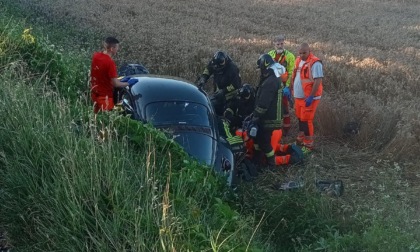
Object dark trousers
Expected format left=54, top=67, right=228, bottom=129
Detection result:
left=254, top=127, right=273, bottom=154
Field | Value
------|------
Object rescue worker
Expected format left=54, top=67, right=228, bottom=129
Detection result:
left=223, top=83, right=255, bottom=131
left=198, top=51, right=242, bottom=116
left=251, top=54, right=284, bottom=167
left=268, top=34, right=296, bottom=135
left=239, top=120, right=303, bottom=166
left=221, top=84, right=258, bottom=179
left=271, top=129, right=304, bottom=165
left=292, top=43, right=323, bottom=152
left=219, top=117, right=259, bottom=182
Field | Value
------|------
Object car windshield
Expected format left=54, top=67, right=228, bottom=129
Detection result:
left=145, top=101, right=211, bottom=127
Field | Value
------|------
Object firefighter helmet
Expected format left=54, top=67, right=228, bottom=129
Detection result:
left=256, top=54, right=275, bottom=70
left=211, top=51, right=228, bottom=71
left=239, top=84, right=254, bottom=100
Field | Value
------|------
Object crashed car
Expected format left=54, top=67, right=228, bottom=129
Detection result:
left=118, top=74, right=236, bottom=186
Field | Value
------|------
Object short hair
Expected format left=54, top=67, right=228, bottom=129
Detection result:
left=104, top=36, right=119, bottom=49
left=300, top=43, right=310, bottom=49
left=273, top=34, right=286, bottom=42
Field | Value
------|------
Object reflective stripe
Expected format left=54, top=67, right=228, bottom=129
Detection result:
left=255, top=106, right=267, bottom=114
left=226, top=84, right=236, bottom=92
left=276, top=89, right=282, bottom=123
left=265, top=150, right=274, bottom=157
left=223, top=121, right=233, bottom=138
left=224, top=121, right=243, bottom=145
left=203, top=68, right=210, bottom=75
left=225, top=108, right=234, bottom=115
left=225, top=90, right=237, bottom=100
left=227, top=136, right=243, bottom=145
left=263, top=120, right=282, bottom=128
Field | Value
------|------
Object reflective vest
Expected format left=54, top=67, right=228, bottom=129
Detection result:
left=292, top=53, right=323, bottom=98
left=268, top=49, right=295, bottom=87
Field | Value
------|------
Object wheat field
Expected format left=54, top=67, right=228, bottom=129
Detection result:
left=10, top=0, right=420, bottom=189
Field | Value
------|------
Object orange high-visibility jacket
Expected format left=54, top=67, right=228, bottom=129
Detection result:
left=292, top=53, right=323, bottom=98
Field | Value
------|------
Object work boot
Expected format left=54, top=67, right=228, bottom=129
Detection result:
left=266, top=155, right=276, bottom=170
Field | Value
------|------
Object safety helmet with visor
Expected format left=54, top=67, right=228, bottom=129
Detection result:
left=211, top=51, right=228, bottom=72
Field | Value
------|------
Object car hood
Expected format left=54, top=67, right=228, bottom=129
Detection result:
left=157, top=126, right=216, bottom=166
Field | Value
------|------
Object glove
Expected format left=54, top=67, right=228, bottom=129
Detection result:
left=305, top=95, right=314, bottom=107
left=120, top=76, right=131, bottom=82
left=283, top=87, right=291, bottom=99
left=127, top=78, right=139, bottom=87
left=197, top=76, right=207, bottom=88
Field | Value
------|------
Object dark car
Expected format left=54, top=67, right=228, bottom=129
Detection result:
left=118, top=75, right=236, bottom=186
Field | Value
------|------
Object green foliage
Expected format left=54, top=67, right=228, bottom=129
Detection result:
left=302, top=220, right=420, bottom=252
left=239, top=184, right=337, bottom=251
left=0, top=14, right=90, bottom=103
left=0, top=21, right=265, bottom=248
left=0, top=68, right=265, bottom=251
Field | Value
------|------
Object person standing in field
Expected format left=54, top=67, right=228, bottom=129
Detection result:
left=251, top=54, right=283, bottom=168
left=292, top=43, right=323, bottom=152
left=268, top=35, right=296, bottom=135
left=90, top=37, right=136, bottom=113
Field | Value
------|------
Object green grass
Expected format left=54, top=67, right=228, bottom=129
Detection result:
left=0, top=15, right=267, bottom=251
left=0, top=57, right=263, bottom=252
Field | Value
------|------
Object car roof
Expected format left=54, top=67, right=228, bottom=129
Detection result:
left=130, top=75, right=210, bottom=106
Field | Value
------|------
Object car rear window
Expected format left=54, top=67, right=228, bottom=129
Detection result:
left=145, top=101, right=211, bottom=127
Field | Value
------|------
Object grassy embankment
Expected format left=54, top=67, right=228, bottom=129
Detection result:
left=1, top=1, right=420, bottom=251
left=0, top=14, right=272, bottom=252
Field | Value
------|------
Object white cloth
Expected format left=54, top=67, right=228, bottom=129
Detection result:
left=269, top=63, right=285, bottom=78
left=293, top=60, right=305, bottom=98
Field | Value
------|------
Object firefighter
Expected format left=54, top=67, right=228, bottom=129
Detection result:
left=223, top=83, right=255, bottom=131
left=219, top=117, right=259, bottom=182
left=251, top=54, right=284, bottom=167
left=197, top=51, right=242, bottom=116
left=268, top=34, right=296, bottom=135
left=218, top=84, right=259, bottom=181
